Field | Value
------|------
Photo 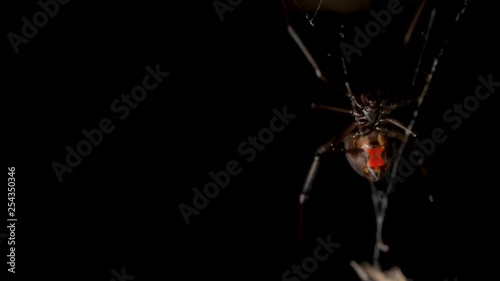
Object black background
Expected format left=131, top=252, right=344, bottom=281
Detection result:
left=4, top=0, right=499, bottom=280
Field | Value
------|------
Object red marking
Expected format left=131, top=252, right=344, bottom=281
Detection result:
left=366, top=147, right=385, bottom=169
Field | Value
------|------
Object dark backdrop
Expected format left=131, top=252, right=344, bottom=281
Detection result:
left=4, top=0, right=499, bottom=280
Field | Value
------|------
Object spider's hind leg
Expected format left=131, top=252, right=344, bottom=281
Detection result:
left=300, top=123, right=357, bottom=203
left=299, top=123, right=357, bottom=248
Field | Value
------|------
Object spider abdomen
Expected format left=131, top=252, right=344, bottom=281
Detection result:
left=344, top=131, right=392, bottom=182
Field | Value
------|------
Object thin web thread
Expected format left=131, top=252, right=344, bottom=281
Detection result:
left=306, top=0, right=324, bottom=27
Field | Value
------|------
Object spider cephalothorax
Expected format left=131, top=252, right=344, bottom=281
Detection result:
left=356, top=94, right=385, bottom=128
left=347, top=91, right=416, bottom=139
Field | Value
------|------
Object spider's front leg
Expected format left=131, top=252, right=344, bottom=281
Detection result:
left=281, top=0, right=356, bottom=99
left=383, top=99, right=414, bottom=114
left=379, top=118, right=417, bottom=137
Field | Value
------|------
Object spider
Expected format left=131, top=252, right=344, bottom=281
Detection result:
left=281, top=0, right=468, bottom=204
left=310, top=90, right=415, bottom=183
left=282, top=3, right=470, bottom=274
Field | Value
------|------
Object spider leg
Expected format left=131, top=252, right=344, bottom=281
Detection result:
left=375, top=126, right=391, bottom=135
left=311, top=103, right=353, bottom=115
left=411, top=1, right=469, bottom=85
left=281, top=0, right=332, bottom=83
left=384, top=99, right=414, bottom=113
left=286, top=25, right=327, bottom=82
left=300, top=122, right=357, bottom=203
left=388, top=1, right=469, bottom=195
left=281, top=0, right=353, bottom=98
left=380, top=118, right=417, bottom=137
left=411, top=7, right=437, bottom=86
left=387, top=7, right=448, bottom=191
left=300, top=137, right=339, bottom=205
left=299, top=122, right=357, bottom=245
left=404, top=0, right=430, bottom=46
left=298, top=135, right=337, bottom=247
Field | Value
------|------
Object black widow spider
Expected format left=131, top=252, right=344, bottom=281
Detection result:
left=281, top=0, right=468, bottom=203
left=281, top=0, right=469, bottom=276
